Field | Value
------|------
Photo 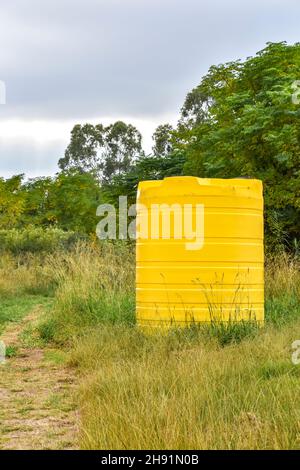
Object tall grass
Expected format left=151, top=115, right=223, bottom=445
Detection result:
left=0, top=252, right=58, bottom=297
left=0, top=227, right=86, bottom=255
left=0, top=241, right=299, bottom=449
left=45, top=246, right=298, bottom=449
left=265, top=254, right=300, bottom=326
left=71, top=322, right=300, bottom=449
left=38, top=242, right=135, bottom=343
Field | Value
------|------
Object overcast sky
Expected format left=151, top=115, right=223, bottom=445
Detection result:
left=0, top=0, right=299, bottom=178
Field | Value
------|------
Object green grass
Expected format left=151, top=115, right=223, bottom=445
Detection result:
left=259, top=360, right=300, bottom=380
left=5, top=345, right=19, bottom=358
left=64, top=248, right=300, bottom=449
left=36, top=243, right=135, bottom=343
left=265, top=294, right=300, bottom=326
left=191, top=319, right=260, bottom=347
left=43, top=349, right=68, bottom=365
left=1, top=243, right=300, bottom=449
left=0, top=295, right=51, bottom=334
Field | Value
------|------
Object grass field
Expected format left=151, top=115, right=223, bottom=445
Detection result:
left=0, top=243, right=300, bottom=449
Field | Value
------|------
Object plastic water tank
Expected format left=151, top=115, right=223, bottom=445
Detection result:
left=136, top=176, right=264, bottom=328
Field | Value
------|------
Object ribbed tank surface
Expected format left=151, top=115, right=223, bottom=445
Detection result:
left=136, top=177, right=264, bottom=328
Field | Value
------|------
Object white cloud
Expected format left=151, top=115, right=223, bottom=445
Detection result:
left=0, top=114, right=178, bottom=177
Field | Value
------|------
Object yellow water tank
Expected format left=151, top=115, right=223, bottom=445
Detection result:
left=136, top=176, right=264, bottom=328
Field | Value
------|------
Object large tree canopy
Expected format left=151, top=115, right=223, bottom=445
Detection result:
left=103, top=151, right=186, bottom=205
left=58, top=121, right=143, bottom=183
left=0, top=172, right=102, bottom=235
left=175, top=42, right=300, bottom=250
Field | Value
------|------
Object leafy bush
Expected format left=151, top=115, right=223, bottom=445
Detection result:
left=0, top=227, right=88, bottom=254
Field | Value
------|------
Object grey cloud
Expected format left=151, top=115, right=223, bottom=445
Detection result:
left=0, top=0, right=299, bottom=177
left=1, top=0, right=299, bottom=120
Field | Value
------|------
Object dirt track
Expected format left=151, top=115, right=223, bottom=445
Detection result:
left=0, top=305, right=78, bottom=450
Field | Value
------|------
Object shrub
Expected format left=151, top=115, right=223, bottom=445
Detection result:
left=0, top=227, right=88, bottom=255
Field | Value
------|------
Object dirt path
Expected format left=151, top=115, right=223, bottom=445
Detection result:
left=0, top=305, right=79, bottom=450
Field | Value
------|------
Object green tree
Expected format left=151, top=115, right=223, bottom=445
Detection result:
left=0, top=175, right=25, bottom=228
left=152, top=124, right=174, bottom=156
left=49, top=171, right=103, bottom=234
left=175, top=42, right=300, bottom=249
left=21, top=177, right=55, bottom=226
left=59, top=121, right=143, bottom=182
left=103, top=151, right=186, bottom=205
